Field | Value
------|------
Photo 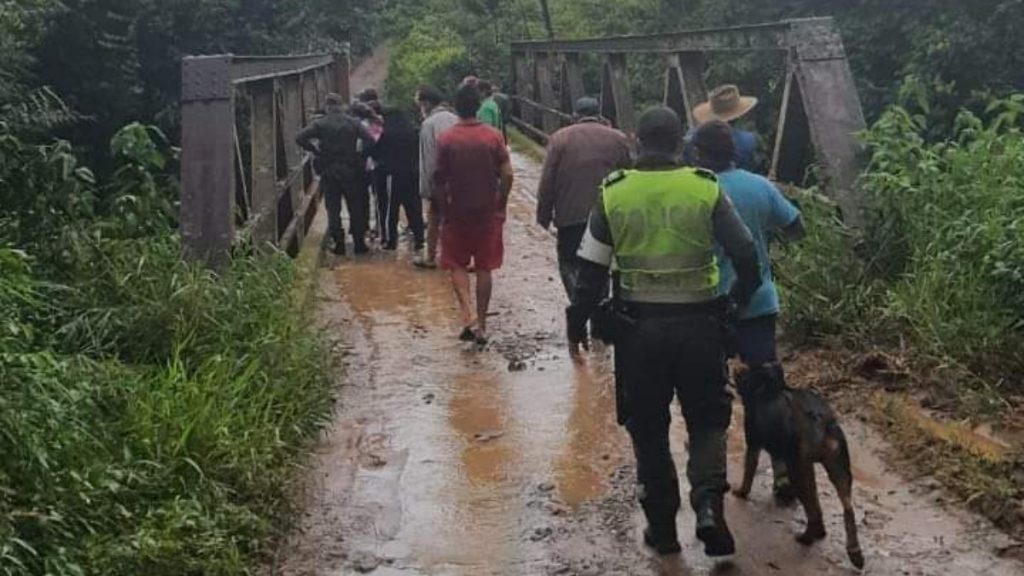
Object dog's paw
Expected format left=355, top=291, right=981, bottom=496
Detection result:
left=795, top=524, right=826, bottom=545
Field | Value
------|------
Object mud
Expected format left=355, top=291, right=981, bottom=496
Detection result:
left=269, top=146, right=1024, bottom=575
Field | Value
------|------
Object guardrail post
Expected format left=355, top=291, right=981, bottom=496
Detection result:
left=677, top=52, right=708, bottom=129
left=603, top=53, right=634, bottom=133
left=561, top=53, right=586, bottom=115
left=249, top=79, right=277, bottom=247
left=333, top=51, right=351, bottom=103
left=515, top=54, right=536, bottom=126
left=279, top=76, right=304, bottom=245
left=181, top=55, right=235, bottom=266
left=535, top=52, right=559, bottom=133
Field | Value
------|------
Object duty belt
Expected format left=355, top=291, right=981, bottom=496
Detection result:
left=621, top=298, right=724, bottom=319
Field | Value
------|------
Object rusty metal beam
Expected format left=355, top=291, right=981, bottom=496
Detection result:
left=535, top=53, right=560, bottom=133
left=514, top=54, right=536, bottom=126
left=333, top=52, right=351, bottom=101
left=605, top=54, right=635, bottom=134
left=561, top=54, right=586, bottom=114
left=230, top=54, right=335, bottom=84
left=513, top=96, right=574, bottom=124
left=511, top=19, right=830, bottom=54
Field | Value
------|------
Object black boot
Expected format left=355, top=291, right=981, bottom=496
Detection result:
left=643, top=519, right=682, bottom=555
left=353, top=237, right=369, bottom=255
left=695, top=496, right=735, bottom=557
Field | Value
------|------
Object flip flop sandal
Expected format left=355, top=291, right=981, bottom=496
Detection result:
left=459, top=327, right=477, bottom=342
left=474, top=333, right=489, bottom=347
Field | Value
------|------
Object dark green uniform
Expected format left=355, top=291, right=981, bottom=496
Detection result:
left=568, top=161, right=761, bottom=555
left=296, top=109, right=373, bottom=251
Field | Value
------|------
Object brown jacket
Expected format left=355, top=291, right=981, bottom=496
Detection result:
left=536, top=119, right=632, bottom=229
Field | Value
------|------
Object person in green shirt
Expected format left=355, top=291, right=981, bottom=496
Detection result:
left=476, top=80, right=503, bottom=134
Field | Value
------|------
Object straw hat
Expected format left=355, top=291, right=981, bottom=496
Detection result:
left=693, top=84, right=758, bottom=124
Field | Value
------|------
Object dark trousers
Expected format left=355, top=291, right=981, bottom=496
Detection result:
left=735, top=314, right=779, bottom=367
left=556, top=223, right=588, bottom=298
left=734, top=313, right=789, bottom=484
left=616, top=311, right=732, bottom=524
left=322, top=172, right=368, bottom=245
left=376, top=170, right=425, bottom=248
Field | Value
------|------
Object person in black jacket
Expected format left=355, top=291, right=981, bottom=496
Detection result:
left=296, top=93, right=374, bottom=255
left=369, top=106, right=425, bottom=251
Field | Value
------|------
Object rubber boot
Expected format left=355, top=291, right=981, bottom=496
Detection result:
left=688, top=425, right=735, bottom=558
left=695, top=494, right=735, bottom=557
left=643, top=522, right=682, bottom=555
left=641, top=505, right=681, bottom=555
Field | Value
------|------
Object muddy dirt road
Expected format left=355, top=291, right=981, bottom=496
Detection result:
left=272, top=146, right=1021, bottom=575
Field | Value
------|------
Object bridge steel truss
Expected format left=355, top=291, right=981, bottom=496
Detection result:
left=180, top=50, right=350, bottom=264
left=510, top=17, right=867, bottom=225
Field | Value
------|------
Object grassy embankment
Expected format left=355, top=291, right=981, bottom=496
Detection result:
left=1, top=124, right=337, bottom=575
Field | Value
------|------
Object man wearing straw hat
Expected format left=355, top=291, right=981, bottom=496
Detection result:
left=688, top=84, right=761, bottom=171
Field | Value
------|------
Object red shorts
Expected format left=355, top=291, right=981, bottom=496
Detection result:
left=440, top=217, right=505, bottom=271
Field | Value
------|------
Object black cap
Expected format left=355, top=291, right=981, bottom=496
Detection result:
left=636, top=106, right=683, bottom=150
left=574, top=97, right=600, bottom=117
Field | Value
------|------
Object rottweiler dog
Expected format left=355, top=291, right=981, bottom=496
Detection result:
left=733, top=363, right=865, bottom=569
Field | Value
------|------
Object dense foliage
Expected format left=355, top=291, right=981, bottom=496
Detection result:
left=776, top=93, right=1024, bottom=391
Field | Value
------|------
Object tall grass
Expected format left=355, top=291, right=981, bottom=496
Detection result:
left=1, top=126, right=335, bottom=574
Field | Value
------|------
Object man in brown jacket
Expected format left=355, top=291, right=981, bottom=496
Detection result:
left=536, top=97, right=632, bottom=297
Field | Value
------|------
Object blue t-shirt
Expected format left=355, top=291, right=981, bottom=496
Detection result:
left=716, top=169, right=800, bottom=319
left=683, top=128, right=759, bottom=171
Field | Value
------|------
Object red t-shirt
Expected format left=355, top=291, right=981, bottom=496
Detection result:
left=433, top=120, right=509, bottom=225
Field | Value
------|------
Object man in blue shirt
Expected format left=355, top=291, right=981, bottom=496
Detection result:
left=694, top=120, right=805, bottom=501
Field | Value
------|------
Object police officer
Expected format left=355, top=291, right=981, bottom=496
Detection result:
left=296, top=93, right=374, bottom=255
left=567, top=107, right=762, bottom=557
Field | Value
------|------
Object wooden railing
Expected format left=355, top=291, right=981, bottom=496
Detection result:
left=180, top=49, right=350, bottom=265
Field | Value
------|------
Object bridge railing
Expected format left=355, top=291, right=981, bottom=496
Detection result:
left=180, top=49, right=351, bottom=265
left=510, top=18, right=867, bottom=226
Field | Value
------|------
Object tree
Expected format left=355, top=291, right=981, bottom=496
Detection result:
left=538, top=0, right=554, bottom=38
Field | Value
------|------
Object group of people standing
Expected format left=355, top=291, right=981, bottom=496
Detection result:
left=296, top=78, right=512, bottom=343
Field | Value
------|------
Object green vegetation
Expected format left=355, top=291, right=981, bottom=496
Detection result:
left=777, top=91, right=1024, bottom=400
left=0, top=121, right=334, bottom=574
left=3, top=2, right=348, bottom=571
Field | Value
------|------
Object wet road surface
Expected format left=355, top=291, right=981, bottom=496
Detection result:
left=272, top=152, right=1022, bottom=576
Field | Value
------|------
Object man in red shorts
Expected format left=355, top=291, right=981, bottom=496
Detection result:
left=434, top=83, right=514, bottom=344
